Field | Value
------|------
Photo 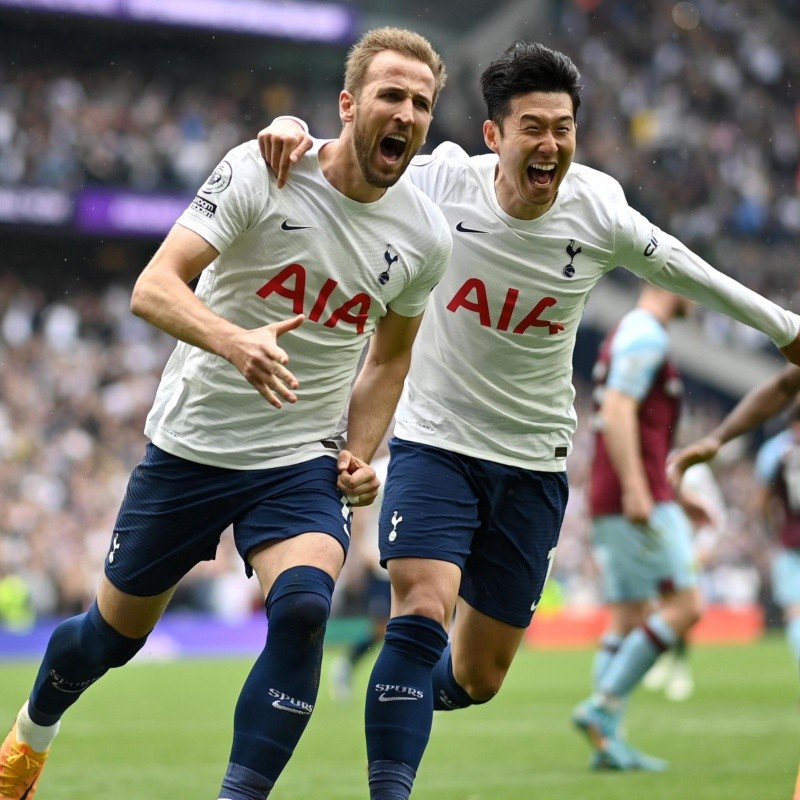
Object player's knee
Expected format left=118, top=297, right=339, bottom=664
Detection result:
left=266, top=566, right=335, bottom=634
left=458, top=669, right=505, bottom=704
left=79, top=601, right=148, bottom=668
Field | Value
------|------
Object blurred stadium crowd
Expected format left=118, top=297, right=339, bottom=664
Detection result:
left=0, top=0, right=797, bottom=624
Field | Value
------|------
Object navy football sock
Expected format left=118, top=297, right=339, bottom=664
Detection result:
left=431, top=644, right=474, bottom=710
left=28, top=600, right=147, bottom=726
left=220, top=566, right=334, bottom=798
left=365, top=615, right=448, bottom=800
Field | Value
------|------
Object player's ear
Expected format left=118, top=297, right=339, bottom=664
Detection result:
left=483, top=119, right=499, bottom=154
left=340, top=90, right=356, bottom=125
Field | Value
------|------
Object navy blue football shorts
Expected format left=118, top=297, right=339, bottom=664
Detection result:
left=105, top=443, right=352, bottom=597
left=378, top=437, right=568, bottom=628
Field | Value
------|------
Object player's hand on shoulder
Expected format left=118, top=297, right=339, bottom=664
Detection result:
left=226, top=314, right=305, bottom=408
left=337, top=451, right=381, bottom=507
left=666, top=436, right=721, bottom=489
left=257, top=118, right=313, bottom=189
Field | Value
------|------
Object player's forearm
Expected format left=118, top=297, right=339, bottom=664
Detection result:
left=346, top=357, right=410, bottom=463
left=131, top=267, right=242, bottom=360
left=602, top=395, right=650, bottom=495
left=710, top=365, right=800, bottom=445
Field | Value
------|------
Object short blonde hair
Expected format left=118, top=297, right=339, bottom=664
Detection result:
left=344, top=27, right=447, bottom=107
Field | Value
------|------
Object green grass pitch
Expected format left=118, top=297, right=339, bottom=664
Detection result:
left=1, top=633, right=797, bottom=799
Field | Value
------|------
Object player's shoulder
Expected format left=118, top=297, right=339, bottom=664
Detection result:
left=564, top=162, right=626, bottom=203
left=410, top=141, right=494, bottom=182
left=394, top=174, right=451, bottom=237
left=411, top=140, right=471, bottom=167
left=615, top=308, right=668, bottom=349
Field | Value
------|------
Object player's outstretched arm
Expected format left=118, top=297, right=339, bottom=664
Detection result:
left=668, top=362, right=800, bottom=486
left=257, top=117, right=313, bottom=188
left=131, top=223, right=303, bottom=408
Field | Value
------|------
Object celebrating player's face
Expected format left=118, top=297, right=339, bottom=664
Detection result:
left=485, top=91, right=577, bottom=220
left=348, top=50, right=436, bottom=188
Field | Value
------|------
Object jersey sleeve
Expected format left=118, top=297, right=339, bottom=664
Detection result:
left=405, top=141, right=467, bottom=203
left=613, top=204, right=672, bottom=279
left=175, top=141, right=268, bottom=253
left=647, top=239, right=800, bottom=347
left=606, top=313, right=668, bottom=401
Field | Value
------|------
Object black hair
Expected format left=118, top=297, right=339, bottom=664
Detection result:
left=480, top=41, right=582, bottom=127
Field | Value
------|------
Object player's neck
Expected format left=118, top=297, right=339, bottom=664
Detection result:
left=318, top=140, right=387, bottom=204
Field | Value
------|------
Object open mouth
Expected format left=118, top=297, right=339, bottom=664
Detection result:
left=527, top=163, right=556, bottom=187
left=380, top=133, right=408, bottom=164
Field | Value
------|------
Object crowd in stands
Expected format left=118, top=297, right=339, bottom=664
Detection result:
left=1, top=0, right=798, bottom=623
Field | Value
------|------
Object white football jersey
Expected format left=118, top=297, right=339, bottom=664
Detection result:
left=145, top=140, right=451, bottom=469
left=395, top=142, right=800, bottom=471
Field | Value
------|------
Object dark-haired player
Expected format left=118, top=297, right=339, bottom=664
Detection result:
left=259, top=39, right=800, bottom=797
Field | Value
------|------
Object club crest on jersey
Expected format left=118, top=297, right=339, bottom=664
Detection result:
left=201, top=160, right=232, bottom=194
left=563, top=239, right=581, bottom=278
left=379, top=245, right=399, bottom=285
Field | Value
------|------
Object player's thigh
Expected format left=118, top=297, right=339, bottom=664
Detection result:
left=236, top=456, right=351, bottom=596
left=97, top=575, right=177, bottom=639
left=460, top=468, right=567, bottom=628
left=107, top=444, right=250, bottom=597
left=249, top=532, right=346, bottom=598
left=378, top=438, right=478, bottom=567
left=450, top=597, right=527, bottom=679
left=387, top=557, right=461, bottom=626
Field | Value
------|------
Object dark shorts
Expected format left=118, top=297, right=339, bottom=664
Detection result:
left=378, top=438, right=568, bottom=628
left=105, top=444, right=352, bottom=597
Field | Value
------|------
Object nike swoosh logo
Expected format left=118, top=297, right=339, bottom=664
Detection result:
left=455, top=221, right=488, bottom=234
left=378, top=693, right=419, bottom=702
left=272, top=699, right=312, bottom=715
left=281, top=220, right=315, bottom=231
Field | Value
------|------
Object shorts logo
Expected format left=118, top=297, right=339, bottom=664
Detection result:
left=201, top=160, right=232, bottom=194
left=108, top=533, right=120, bottom=564
left=388, top=510, right=403, bottom=542
left=190, top=195, right=217, bottom=218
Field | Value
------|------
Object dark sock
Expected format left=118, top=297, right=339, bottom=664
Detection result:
left=431, top=644, right=474, bottom=710
left=219, top=566, right=334, bottom=799
left=29, top=600, right=147, bottom=726
left=364, top=615, right=448, bottom=800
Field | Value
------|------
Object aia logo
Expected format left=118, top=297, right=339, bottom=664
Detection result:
left=256, top=264, right=371, bottom=333
left=446, top=278, right=564, bottom=335
left=379, top=245, right=399, bottom=285
left=563, top=239, right=581, bottom=278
